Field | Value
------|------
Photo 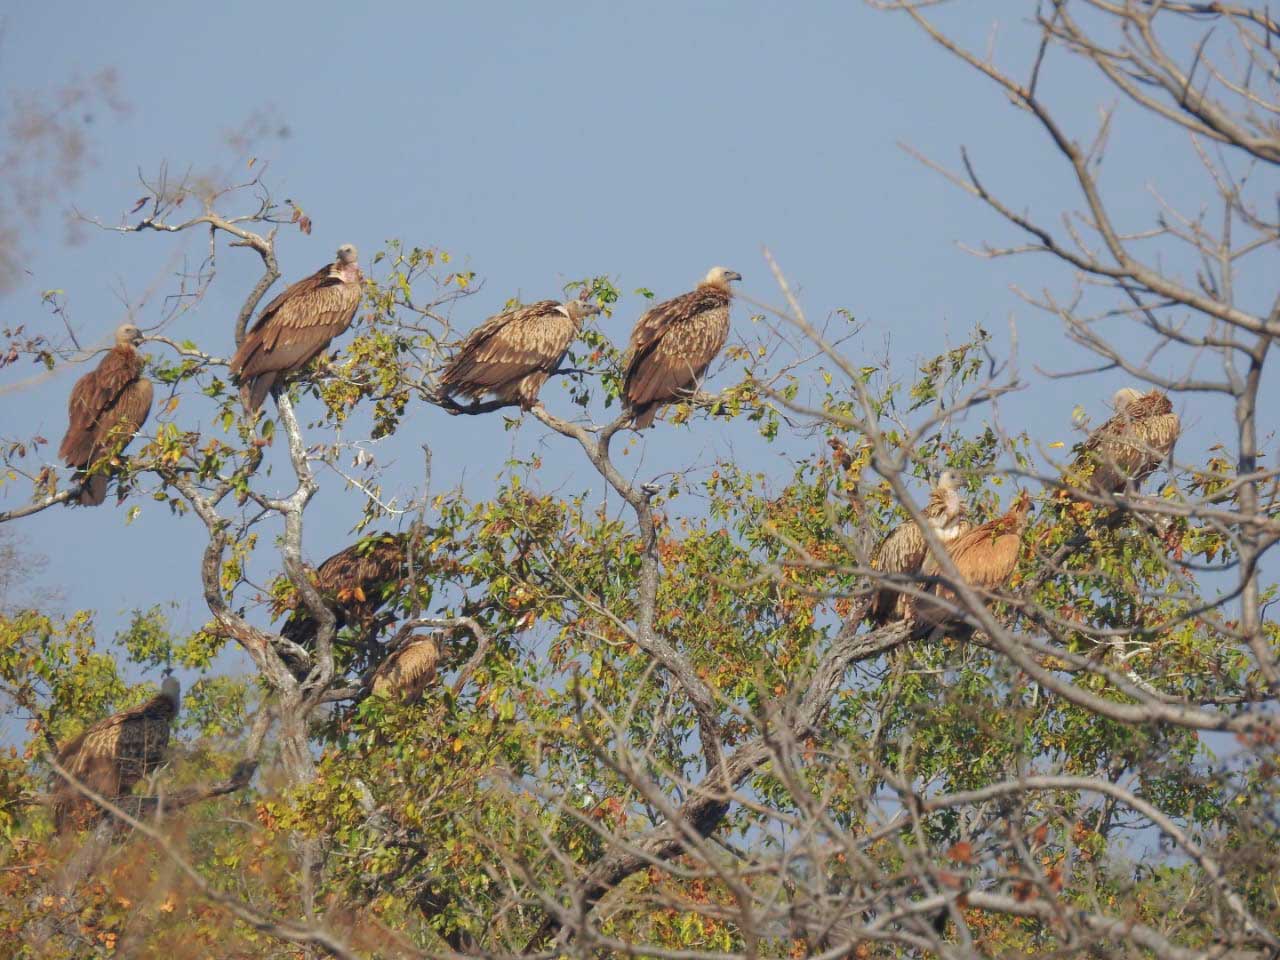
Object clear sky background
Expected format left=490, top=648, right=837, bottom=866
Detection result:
left=0, top=3, right=1257, bottom=662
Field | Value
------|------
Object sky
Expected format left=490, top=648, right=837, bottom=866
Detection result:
left=0, top=3, right=1264, bottom=669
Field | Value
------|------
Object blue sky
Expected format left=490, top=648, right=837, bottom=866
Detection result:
left=0, top=3, right=1253, bottom=656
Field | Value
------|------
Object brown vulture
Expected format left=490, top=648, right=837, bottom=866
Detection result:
left=277, top=532, right=420, bottom=674
left=1070, top=387, right=1181, bottom=496
left=623, top=266, right=741, bottom=429
left=371, top=634, right=442, bottom=703
left=868, top=471, right=971, bottom=625
left=52, top=676, right=180, bottom=834
left=229, top=243, right=363, bottom=414
left=913, top=490, right=1034, bottom=628
left=438, top=298, right=602, bottom=408
left=57, top=324, right=154, bottom=506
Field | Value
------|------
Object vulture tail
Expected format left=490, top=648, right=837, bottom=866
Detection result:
left=631, top=404, right=658, bottom=430
left=242, top=372, right=276, bottom=415
left=77, top=473, right=108, bottom=507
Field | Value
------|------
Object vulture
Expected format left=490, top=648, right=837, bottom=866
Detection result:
left=623, top=266, right=741, bottom=429
left=438, top=298, right=602, bottom=408
left=229, top=243, right=363, bottom=414
left=278, top=531, right=418, bottom=651
left=868, top=471, right=971, bottom=625
left=57, top=324, right=154, bottom=506
left=1070, top=387, right=1181, bottom=496
left=52, top=676, right=180, bottom=834
left=371, top=634, right=442, bottom=704
left=913, top=490, right=1034, bottom=628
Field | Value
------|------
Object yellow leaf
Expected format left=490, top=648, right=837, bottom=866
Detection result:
left=166, top=396, right=181, bottom=413
left=451, top=737, right=464, bottom=753
left=1048, top=441, right=1064, bottom=449
left=353, top=586, right=367, bottom=602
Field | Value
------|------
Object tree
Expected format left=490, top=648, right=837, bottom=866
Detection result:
left=0, top=3, right=1278, bottom=957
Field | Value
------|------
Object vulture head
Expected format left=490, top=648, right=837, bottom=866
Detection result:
left=332, top=243, right=362, bottom=283
left=560, top=299, right=603, bottom=322
left=702, top=266, right=743, bottom=290
left=114, top=323, right=144, bottom=348
left=1112, top=387, right=1145, bottom=412
left=159, top=674, right=182, bottom=710
left=1009, top=489, right=1034, bottom=523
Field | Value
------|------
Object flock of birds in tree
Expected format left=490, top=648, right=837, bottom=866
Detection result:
left=47, top=245, right=1182, bottom=832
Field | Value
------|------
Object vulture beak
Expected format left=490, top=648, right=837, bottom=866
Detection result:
left=725, top=270, right=743, bottom=283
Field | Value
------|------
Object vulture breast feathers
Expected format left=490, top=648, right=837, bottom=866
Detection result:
left=439, top=298, right=601, bottom=408
left=230, top=244, right=363, bottom=414
left=623, top=266, right=741, bottom=429
left=58, top=324, right=154, bottom=506
left=869, top=472, right=971, bottom=625
left=52, top=676, right=180, bottom=833
left=915, top=491, right=1033, bottom=627
left=1071, top=387, right=1180, bottom=495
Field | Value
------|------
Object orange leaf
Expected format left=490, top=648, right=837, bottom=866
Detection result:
left=946, top=841, right=974, bottom=864
left=353, top=586, right=366, bottom=602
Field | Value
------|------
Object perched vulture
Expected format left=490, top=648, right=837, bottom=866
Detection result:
left=371, top=634, right=442, bottom=703
left=52, top=676, right=180, bottom=834
left=623, top=266, right=741, bottom=429
left=58, top=324, right=154, bottom=506
left=438, top=298, right=602, bottom=408
left=1070, top=387, right=1181, bottom=496
left=279, top=532, right=417, bottom=649
left=913, top=490, right=1034, bottom=628
left=868, top=471, right=971, bottom=625
left=229, top=244, right=363, bottom=413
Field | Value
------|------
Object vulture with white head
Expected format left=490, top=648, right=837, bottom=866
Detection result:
left=52, top=676, right=180, bottom=833
left=438, top=297, right=602, bottom=408
left=1070, top=387, right=1181, bottom=496
left=58, top=323, right=154, bottom=506
left=913, top=491, right=1034, bottom=628
left=868, top=471, right=971, bottom=625
left=623, top=266, right=741, bottom=429
left=230, top=244, right=363, bottom=413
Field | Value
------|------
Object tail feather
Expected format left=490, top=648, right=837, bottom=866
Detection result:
left=242, top=372, right=276, bottom=415
left=631, top=403, right=658, bottom=430
left=78, top=473, right=108, bottom=507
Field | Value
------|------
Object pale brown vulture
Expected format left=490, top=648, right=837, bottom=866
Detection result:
left=57, top=324, right=154, bottom=506
left=868, top=471, right=971, bottom=625
left=623, top=266, right=741, bottom=429
left=371, top=634, right=442, bottom=704
left=52, top=676, right=180, bottom=833
left=438, top=298, right=602, bottom=408
left=914, top=490, right=1034, bottom=628
left=1070, top=387, right=1181, bottom=496
left=229, top=244, right=363, bottom=413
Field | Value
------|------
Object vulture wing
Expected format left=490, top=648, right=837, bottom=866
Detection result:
left=371, top=636, right=442, bottom=703
left=230, top=266, right=363, bottom=412
left=52, top=692, right=177, bottom=833
left=1073, top=391, right=1179, bottom=494
left=869, top=522, right=927, bottom=625
left=439, top=301, right=575, bottom=403
left=280, top=533, right=409, bottom=647
left=624, top=287, right=731, bottom=428
left=59, top=347, right=147, bottom=468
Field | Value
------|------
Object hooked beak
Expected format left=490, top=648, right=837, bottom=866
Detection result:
left=725, top=270, right=743, bottom=283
